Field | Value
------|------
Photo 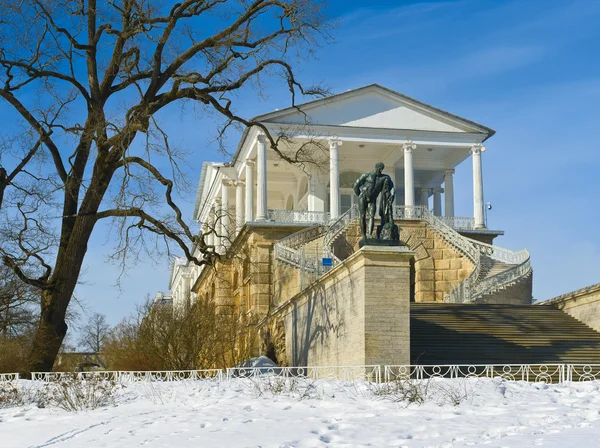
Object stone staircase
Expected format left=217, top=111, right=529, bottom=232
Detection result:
left=275, top=205, right=532, bottom=304
left=410, top=303, right=600, bottom=365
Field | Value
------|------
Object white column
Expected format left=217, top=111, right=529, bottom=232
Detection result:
left=245, top=160, right=254, bottom=222
left=433, top=188, right=443, bottom=216
left=255, top=134, right=268, bottom=221
left=213, top=200, right=221, bottom=250
left=472, top=144, right=486, bottom=229
left=328, top=137, right=342, bottom=220
left=205, top=221, right=214, bottom=250
left=403, top=140, right=416, bottom=207
left=308, top=171, right=326, bottom=213
left=420, top=188, right=430, bottom=209
left=235, top=180, right=245, bottom=235
left=444, top=169, right=455, bottom=218
left=221, top=180, right=230, bottom=249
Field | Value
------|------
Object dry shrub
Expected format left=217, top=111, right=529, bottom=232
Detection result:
left=246, top=376, right=322, bottom=400
left=0, top=381, right=25, bottom=408
left=0, top=336, right=32, bottom=373
left=37, top=375, right=118, bottom=411
left=371, top=379, right=430, bottom=405
left=103, top=296, right=256, bottom=371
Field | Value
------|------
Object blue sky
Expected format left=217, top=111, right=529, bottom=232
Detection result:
left=73, top=0, right=600, bottom=329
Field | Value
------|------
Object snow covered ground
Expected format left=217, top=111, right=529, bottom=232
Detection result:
left=2, top=377, right=600, bottom=447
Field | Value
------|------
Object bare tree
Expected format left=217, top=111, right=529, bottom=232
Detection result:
left=0, top=265, right=38, bottom=338
left=78, top=312, right=110, bottom=352
left=0, top=0, right=329, bottom=371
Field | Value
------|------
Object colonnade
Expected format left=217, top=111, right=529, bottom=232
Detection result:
left=203, top=135, right=488, bottom=252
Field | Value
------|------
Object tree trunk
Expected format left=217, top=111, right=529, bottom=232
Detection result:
left=29, top=290, right=68, bottom=371
left=28, top=164, right=114, bottom=372
left=0, top=167, right=7, bottom=210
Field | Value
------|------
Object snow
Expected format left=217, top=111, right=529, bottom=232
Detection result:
left=2, top=377, right=600, bottom=447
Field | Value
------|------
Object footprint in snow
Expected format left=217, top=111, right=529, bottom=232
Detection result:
left=319, top=435, right=332, bottom=443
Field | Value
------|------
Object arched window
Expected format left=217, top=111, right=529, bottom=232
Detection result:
left=339, top=171, right=362, bottom=188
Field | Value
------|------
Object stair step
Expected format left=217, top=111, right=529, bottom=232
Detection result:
left=411, top=303, right=600, bottom=365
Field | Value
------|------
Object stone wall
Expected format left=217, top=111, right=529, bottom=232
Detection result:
left=544, top=283, right=600, bottom=332
left=272, top=246, right=413, bottom=367
left=332, top=220, right=474, bottom=302
left=477, top=274, right=533, bottom=305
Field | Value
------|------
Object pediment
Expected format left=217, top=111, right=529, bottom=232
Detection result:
left=256, top=85, right=493, bottom=135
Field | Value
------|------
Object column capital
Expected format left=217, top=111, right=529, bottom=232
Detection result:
left=471, top=144, right=486, bottom=155
left=328, top=136, right=343, bottom=148
left=222, top=178, right=232, bottom=187
left=433, top=187, right=445, bottom=194
left=445, top=168, right=455, bottom=175
left=257, top=133, right=268, bottom=144
left=245, top=158, right=255, bottom=167
left=403, top=140, right=417, bottom=152
left=234, top=180, right=245, bottom=187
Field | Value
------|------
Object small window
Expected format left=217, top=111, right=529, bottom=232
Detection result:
left=341, top=194, right=352, bottom=214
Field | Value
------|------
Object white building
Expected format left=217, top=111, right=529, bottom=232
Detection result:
left=169, top=84, right=529, bottom=313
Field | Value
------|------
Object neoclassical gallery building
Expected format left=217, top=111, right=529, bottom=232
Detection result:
left=165, top=84, right=534, bottom=368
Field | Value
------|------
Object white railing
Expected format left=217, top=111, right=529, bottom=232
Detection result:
left=274, top=224, right=327, bottom=269
left=322, top=204, right=360, bottom=258
left=267, top=209, right=330, bottom=224
left=394, top=206, right=479, bottom=263
left=30, top=369, right=224, bottom=382
left=565, top=365, right=600, bottom=382
left=275, top=203, right=530, bottom=304
left=226, top=365, right=382, bottom=382
left=5, top=364, right=600, bottom=384
left=384, top=364, right=567, bottom=383
left=439, top=216, right=476, bottom=230
left=0, top=373, right=19, bottom=381
left=393, top=206, right=530, bottom=303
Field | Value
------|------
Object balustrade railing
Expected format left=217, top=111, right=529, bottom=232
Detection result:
left=384, top=364, right=567, bottom=383
left=394, top=206, right=479, bottom=263
left=267, top=209, right=330, bottom=224
left=274, top=202, right=530, bottom=304
left=274, top=224, right=327, bottom=270
left=0, top=373, right=19, bottom=381
left=439, top=216, right=476, bottom=230
left=226, top=365, right=382, bottom=382
left=4, top=364, right=598, bottom=384
left=30, top=369, right=223, bottom=382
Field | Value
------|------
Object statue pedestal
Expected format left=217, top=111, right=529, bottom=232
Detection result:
left=359, top=237, right=402, bottom=248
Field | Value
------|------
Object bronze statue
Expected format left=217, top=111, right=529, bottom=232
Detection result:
left=353, top=162, right=400, bottom=245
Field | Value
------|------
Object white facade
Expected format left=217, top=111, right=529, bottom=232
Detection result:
left=171, top=84, right=497, bottom=304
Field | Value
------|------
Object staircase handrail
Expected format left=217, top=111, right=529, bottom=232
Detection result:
left=323, top=204, right=360, bottom=253
left=274, top=224, right=327, bottom=269
left=394, top=206, right=480, bottom=263
left=471, top=241, right=529, bottom=265
left=392, top=206, right=530, bottom=304
left=470, top=257, right=532, bottom=301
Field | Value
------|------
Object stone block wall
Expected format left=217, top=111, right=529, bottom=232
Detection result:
left=332, top=220, right=474, bottom=302
left=274, top=246, right=413, bottom=368
left=401, top=222, right=474, bottom=302
left=545, top=282, right=600, bottom=332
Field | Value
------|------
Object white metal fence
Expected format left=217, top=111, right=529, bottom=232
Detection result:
left=226, top=365, right=382, bottom=382
left=3, top=365, right=600, bottom=384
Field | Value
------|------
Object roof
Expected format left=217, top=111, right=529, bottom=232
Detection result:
left=195, top=83, right=496, bottom=220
